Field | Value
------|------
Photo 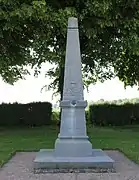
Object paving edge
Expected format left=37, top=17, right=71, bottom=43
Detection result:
left=0, top=148, right=138, bottom=168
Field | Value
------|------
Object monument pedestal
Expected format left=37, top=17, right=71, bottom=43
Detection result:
left=54, top=100, right=93, bottom=157
left=54, top=136, right=92, bottom=157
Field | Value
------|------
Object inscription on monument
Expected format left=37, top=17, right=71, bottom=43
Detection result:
left=64, top=81, right=83, bottom=98
left=70, top=82, right=77, bottom=96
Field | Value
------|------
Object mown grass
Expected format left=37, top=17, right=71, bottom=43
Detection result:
left=0, top=125, right=139, bottom=167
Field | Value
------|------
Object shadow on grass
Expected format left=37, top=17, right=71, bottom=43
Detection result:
left=111, top=125, right=139, bottom=132
left=88, top=124, right=139, bottom=132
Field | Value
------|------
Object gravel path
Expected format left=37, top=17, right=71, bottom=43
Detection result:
left=0, top=150, right=139, bottom=180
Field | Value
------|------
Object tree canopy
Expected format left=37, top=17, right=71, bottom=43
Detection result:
left=1, top=0, right=139, bottom=95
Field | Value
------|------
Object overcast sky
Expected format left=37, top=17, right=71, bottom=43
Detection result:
left=0, top=62, right=138, bottom=104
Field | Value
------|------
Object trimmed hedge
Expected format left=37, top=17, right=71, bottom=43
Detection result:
left=89, top=103, right=139, bottom=126
left=0, top=102, right=52, bottom=126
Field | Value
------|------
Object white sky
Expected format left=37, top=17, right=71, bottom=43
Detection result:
left=0, top=62, right=139, bottom=104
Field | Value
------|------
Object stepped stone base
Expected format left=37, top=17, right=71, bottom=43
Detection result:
left=33, top=149, right=114, bottom=171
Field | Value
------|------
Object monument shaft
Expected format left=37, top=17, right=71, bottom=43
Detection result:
left=63, top=18, right=84, bottom=101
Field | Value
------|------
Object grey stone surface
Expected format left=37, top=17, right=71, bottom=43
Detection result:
left=54, top=17, right=93, bottom=158
left=0, top=150, right=139, bottom=180
left=34, top=149, right=114, bottom=170
left=63, top=17, right=84, bottom=101
left=33, top=16, right=114, bottom=170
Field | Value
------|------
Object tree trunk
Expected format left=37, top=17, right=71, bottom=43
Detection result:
left=58, top=65, right=64, bottom=128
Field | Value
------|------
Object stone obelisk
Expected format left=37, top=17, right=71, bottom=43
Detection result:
left=54, top=17, right=92, bottom=157
left=33, top=17, right=114, bottom=171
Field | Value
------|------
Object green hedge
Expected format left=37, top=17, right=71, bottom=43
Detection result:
left=0, top=102, right=52, bottom=126
left=89, top=103, right=139, bottom=126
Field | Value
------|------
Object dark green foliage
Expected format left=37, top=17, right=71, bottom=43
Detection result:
left=0, top=102, right=52, bottom=126
left=1, top=0, right=139, bottom=97
left=51, top=111, right=60, bottom=121
left=51, top=111, right=60, bottom=126
left=85, top=110, right=89, bottom=122
left=89, top=103, right=139, bottom=126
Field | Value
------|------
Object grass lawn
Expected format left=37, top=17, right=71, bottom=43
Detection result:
left=0, top=125, right=139, bottom=167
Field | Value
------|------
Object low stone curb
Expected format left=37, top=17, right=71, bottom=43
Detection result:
left=33, top=167, right=116, bottom=174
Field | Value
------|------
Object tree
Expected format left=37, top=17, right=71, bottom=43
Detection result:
left=46, top=0, right=139, bottom=86
left=1, top=0, right=139, bottom=97
left=0, top=0, right=68, bottom=84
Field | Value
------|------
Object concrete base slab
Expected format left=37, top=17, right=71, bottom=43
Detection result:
left=0, top=150, right=139, bottom=180
left=33, top=149, right=114, bottom=171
